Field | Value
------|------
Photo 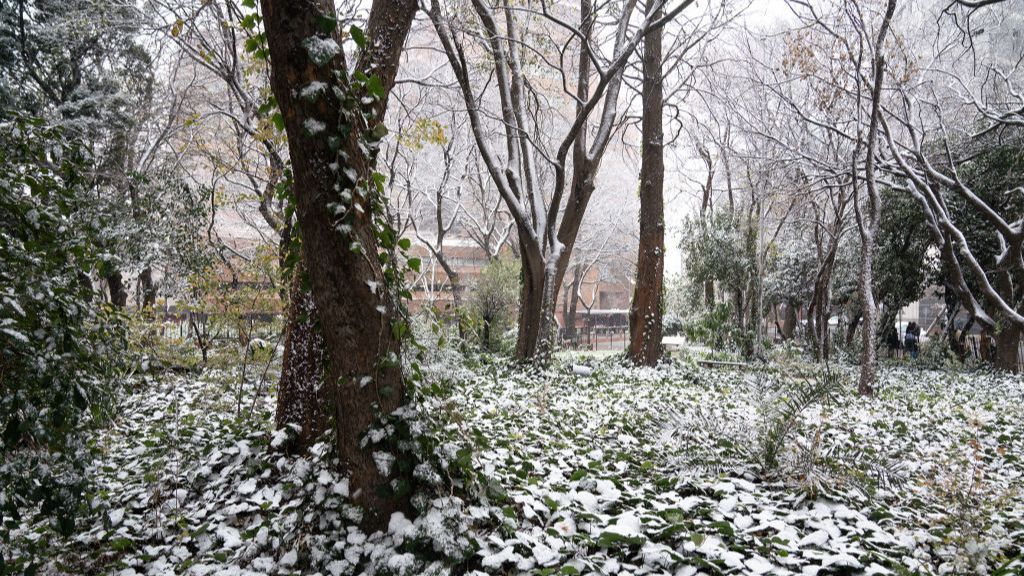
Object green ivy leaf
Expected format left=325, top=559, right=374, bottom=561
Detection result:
left=350, top=25, right=367, bottom=49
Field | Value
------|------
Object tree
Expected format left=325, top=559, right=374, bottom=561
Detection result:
left=854, top=0, right=897, bottom=396
left=0, top=0, right=193, bottom=308
left=877, top=0, right=1024, bottom=372
left=628, top=0, right=665, bottom=366
left=259, top=0, right=417, bottom=528
left=1, top=118, right=127, bottom=554
left=469, top=257, right=520, bottom=351
left=681, top=209, right=757, bottom=353
left=427, top=0, right=697, bottom=364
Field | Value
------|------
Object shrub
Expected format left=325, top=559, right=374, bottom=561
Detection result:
left=466, top=257, right=519, bottom=353
left=1, top=117, right=127, bottom=560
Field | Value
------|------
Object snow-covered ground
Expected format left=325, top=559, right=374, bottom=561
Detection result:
left=8, top=359, right=1023, bottom=575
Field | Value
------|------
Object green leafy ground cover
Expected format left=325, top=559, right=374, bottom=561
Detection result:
left=6, top=357, right=1022, bottom=575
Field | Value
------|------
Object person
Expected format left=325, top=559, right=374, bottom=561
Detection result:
left=885, top=324, right=900, bottom=358
left=904, top=321, right=920, bottom=359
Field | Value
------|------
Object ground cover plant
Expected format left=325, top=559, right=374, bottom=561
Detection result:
left=6, top=354, right=1022, bottom=575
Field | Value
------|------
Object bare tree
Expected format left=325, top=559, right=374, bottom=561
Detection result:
left=878, top=0, right=1024, bottom=371
left=426, top=0, right=698, bottom=363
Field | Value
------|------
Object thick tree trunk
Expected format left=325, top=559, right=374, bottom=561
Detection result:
left=275, top=266, right=329, bottom=453
left=515, top=264, right=541, bottom=358
left=993, top=271, right=1022, bottom=372
left=515, top=269, right=560, bottom=363
left=261, top=0, right=417, bottom=529
left=994, top=323, right=1021, bottom=372
left=628, top=3, right=664, bottom=367
left=780, top=302, right=797, bottom=340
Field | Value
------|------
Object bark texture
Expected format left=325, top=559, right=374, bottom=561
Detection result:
left=856, top=0, right=896, bottom=397
left=628, top=5, right=664, bottom=366
left=261, top=0, right=417, bottom=529
left=275, top=266, right=330, bottom=453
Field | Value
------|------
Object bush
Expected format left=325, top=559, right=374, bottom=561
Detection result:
left=662, top=312, right=683, bottom=337
left=466, top=257, right=519, bottom=353
left=0, top=118, right=127, bottom=563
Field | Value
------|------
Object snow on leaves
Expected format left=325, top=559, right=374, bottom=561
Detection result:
left=7, top=359, right=1024, bottom=575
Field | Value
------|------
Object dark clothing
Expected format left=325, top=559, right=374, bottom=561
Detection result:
left=904, top=325, right=921, bottom=359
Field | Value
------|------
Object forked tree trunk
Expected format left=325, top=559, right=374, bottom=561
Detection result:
left=261, top=0, right=417, bottom=529
left=628, top=0, right=664, bottom=367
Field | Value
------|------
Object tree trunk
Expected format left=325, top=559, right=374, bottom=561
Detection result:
left=993, top=271, right=1022, bottom=372
left=515, top=239, right=549, bottom=361
left=780, top=302, right=797, bottom=340
left=858, top=239, right=878, bottom=396
left=813, top=291, right=832, bottom=361
left=261, top=0, right=417, bottom=529
left=856, top=0, right=895, bottom=397
left=108, top=271, right=129, bottom=308
left=808, top=257, right=836, bottom=361
left=846, top=312, right=861, bottom=348
left=275, top=266, right=330, bottom=453
left=138, top=267, right=157, bottom=308
left=565, top=268, right=582, bottom=344
left=482, top=314, right=492, bottom=351
left=628, top=2, right=664, bottom=367
left=994, top=323, right=1021, bottom=372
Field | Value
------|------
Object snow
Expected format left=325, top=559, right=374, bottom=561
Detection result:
left=304, top=118, right=326, bottom=135
left=279, top=549, right=298, bottom=567
left=300, top=81, right=327, bottom=100
left=388, top=512, right=415, bottom=542
left=7, top=359, right=1024, bottom=576
left=604, top=511, right=643, bottom=538
left=302, top=36, right=340, bottom=66
left=236, top=477, right=257, bottom=495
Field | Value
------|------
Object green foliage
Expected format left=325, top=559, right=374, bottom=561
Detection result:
left=680, top=302, right=735, bottom=349
left=178, top=245, right=281, bottom=367
left=944, top=142, right=1024, bottom=303
left=662, top=312, right=683, bottom=337
left=680, top=210, right=759, bottom=354
left=681, top=211, right=757, bottom=304
left=467, top=257, right=520, bottom=353
left=749, top=365, right=907, bottom=499
left=874, top=187, right=935, bottom=316
left=764, top=234, right=817, bottom=309
left=753, top=365, right=844, bottom=476
left=0, top=118, right=127, bottom=565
